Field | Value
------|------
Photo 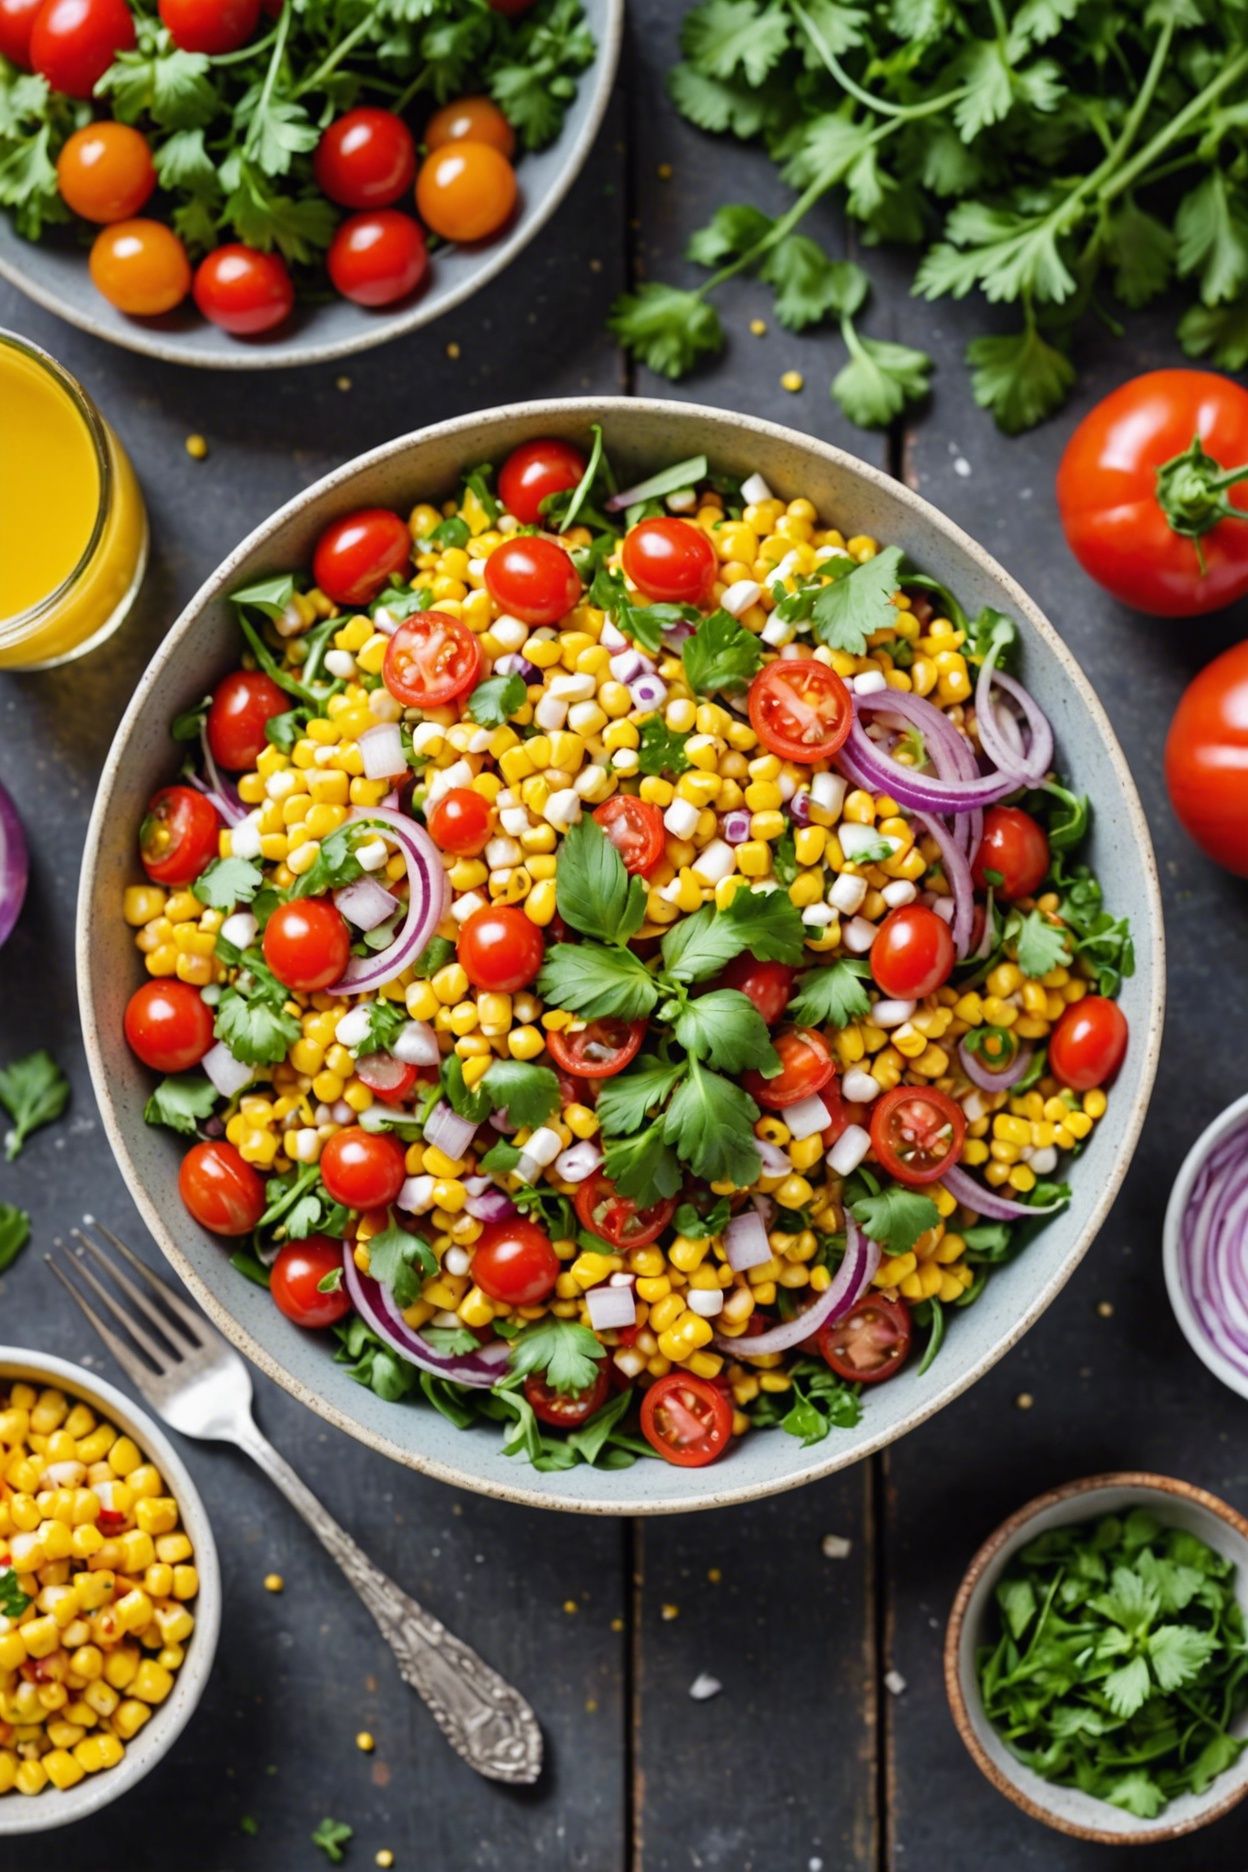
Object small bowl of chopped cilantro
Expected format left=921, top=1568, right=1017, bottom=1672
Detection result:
left=946, top=1473, right=1248, bottom=1844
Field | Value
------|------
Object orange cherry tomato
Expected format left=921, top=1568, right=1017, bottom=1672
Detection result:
left=56, top=122, right=155, bottom=223
left=89, top=220, right=191, bottom=317
left=415, top=140, right=517, bottom=243
left=1047, top=996, right=1128, bottom=1092
left=425, top=94, right=515, bottom=159
left=748, top=659, right=853, bottom=763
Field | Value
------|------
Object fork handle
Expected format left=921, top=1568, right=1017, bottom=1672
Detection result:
left=233, top=1419, right=542, bottom=1785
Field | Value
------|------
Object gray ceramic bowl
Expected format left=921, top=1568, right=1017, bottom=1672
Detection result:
left=0, top=1349, right=220, bottom=1835
left=76, top=397, right=1165, bottom=1513
left=946, top=1473, right=1248, bottom=1844
left=0, top=0, right=621, bottom=370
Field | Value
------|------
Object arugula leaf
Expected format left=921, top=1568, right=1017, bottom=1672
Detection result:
left=602, top=1123, right=684, bottom=1202
left=536, top=943, right=661, bottom=1021
left=0, top=1203, right=30, bottom=1275
left=506, top=1317, right=606, bottom=1395
left=662, top=1057, right=762, bottom=1186
left=366, top=1221, right=437, bottom=1311
left=478, top=1060, right=560, bottom=1129
left=682, top=608, right=766, bottom=694
left=554, top=816, right=647, bottom=944
left=0, top=1050, right=70, bottom=1161
left=192, top=856, right=263, bottom=910
left=788, top=958, right=872, bottom=1026
left=144, top=1074, right=220, bottom=1136
left=851, top=1184, right=939, bottom=1255
left=638, top=716, right=691, bottom=777
left=672, top=988, right=778, bottom=1073
left=467, top=673, right=527, bottom=727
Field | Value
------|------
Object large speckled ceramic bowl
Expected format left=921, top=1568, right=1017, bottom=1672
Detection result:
left=0, top=0, right=621, bottom=371
left=0, top=1349, right=220, bottom=1835
left=77, top=398, right=1165, bottom=1513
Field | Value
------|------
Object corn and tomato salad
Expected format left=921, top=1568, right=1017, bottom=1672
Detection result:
left=0, top=1382, right=198, bottom=1796
left=121, top=432, right=1133, bottom=1473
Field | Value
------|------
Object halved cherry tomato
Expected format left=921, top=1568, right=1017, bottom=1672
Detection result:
left=640, top=1374, right=733, bottom=1467
left=716, top=956, right=795, bottom=1025
left=314, top=107, right=416, bottom=210
left=193, top=244, right=294, bottom=336
left=593, top=795, right=665, bottom=876
left=206, top=669, right=289, bottom=770
left=748, top=659, right=852, bottom=763
left=524, top=1367, right=609, bottom=1428
left=313, top=508, right=410, bottom=608
left=497, top=437, right=586, bottom=525
left=123, top=980, right=213, bottom=1073
left=458, top=904, right=544, bottom=992
left=383, top=611, right=481, bottom=707
left=547, top=1019, right=644, bottom=1080
left=472, top=1219, right=559, bottom=1304
left=319, top=1127, right=407, bottom=1209
left=1165, top=641, right=1248, bottom=875
left=1048, top=996, right=1128, bottom=1092
left=621, top=516, right=716, bottom=606
left=56, top=122, right=155, bottom=223
left=415, top=141, right=517, bottom=243
left=817, top=1292, right=911, bottom=1383
left=160, top=0, right=258, bottom=52
left=870, top=904, right=954, bottom=1000
left=355, top=1053, right=420, bottom=1105
left=270, top=1236, right=351, bottom=1329
left=140, top=786, right=220, bottom=886
left=179, top=1140, right=265, bottom=1237
left=31, top=0, right=135, bottom=97
left=744, top=1027, right=834, bottom=1109
left=326, top=210, right=427, bottom=307
left=869, top=1087, right=965, bottom=1187
left=262, top=898, right=350, bottom=993
left=971, top=806, right=1050, bottom=901
left=575, top=1171, right=675, bottom=1250
left=427, top=786, right=493, bottom=855
left=426, top=94, right=516, bottom=159
left=89, top=220, right=191, bottom=317
left=484, top=536, right=581, bottom=625
left=0, top=0, right=44, bottom=66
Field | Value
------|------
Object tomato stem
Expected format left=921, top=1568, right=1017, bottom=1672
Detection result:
left=1156, top=435, right=1248, bottom=574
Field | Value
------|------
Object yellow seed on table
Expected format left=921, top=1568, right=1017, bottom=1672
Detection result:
left=356, top=1731, right=375, bottom=1753
left=780, top=370, right=804, bottom=392
left=185, top=433, right=208, bottom=460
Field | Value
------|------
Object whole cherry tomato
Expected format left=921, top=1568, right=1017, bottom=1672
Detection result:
left=270, top=1237, right=351, bottom=1329
left=327, top=210, right=427, bottom=307
left=484, top=536, right=581, bottom=625
left=425, top=94, right=516, bottom=160
left=524, top=1368, right=609, bottom=1428
left=971, top=806, right=1050, bottom=900
left=415, top=141, right=517, bottom=243
left=89, top=220, right=191, bottom=316
left=123, top=980, right=213, bottom=1073
left=472, top=1219, right=559, bottom=1305
left=314, top=108, right=417, bottom=209
left=748, top=659, right=853, bottom=763
left=1048, top=996, right=1128, bottom=1091
left=313, top=508, right=410, bottom=607
left=744, top=1026, right=835, bottom=1109
left=621, top=517, right=716, bottom=606
left=869, top=1087, right=966, bottom=1187
left=160, top=0, right=258, bottom=52
left=1057, top=370, right=1248, bottom=617
left=547, top=1019, right=645, bottom=1080
left=193, top=244, right=294, bottom=336
left=640, top=1374, right=733, bottom=1467
left=716, top=956, right=795, bottom=1025
left=262, top=898, right=350, bottom=992
left=382, top=611, right=481, bottom=707
left=1164, top=641, right=1248, bottom=874
left=457, top=904, right=544, bottom=992
left=575, top=1171, right=675, bottom=1250
left=497, top=437, right=586, bottom=525
left=31, top=0, right=135, bottom=97
left=870, top=904, right=954, bottom=1000
left=427, top=787, right=493, bottom=856
left=179, top=1140, right=265, bottom=1236
left=56, top=122, right=155, bottom=223
left=0, top=0, right=44, bottom=66
left=140, top=785, right=220, bottom=886
left=206, top=669, right=289, bottom=770
left=319, top=1127, right=407, bottom=1208
left=593, top=795, right=665, bottom=876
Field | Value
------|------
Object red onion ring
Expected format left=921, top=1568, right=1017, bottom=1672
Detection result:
left=956, top=1035, right=1034, bottom=1091
left=342, top=1247, right=509, bottom=1387
left=330, top=807, right=449, bottom=995
left=714, top=1216, right=880, bottom=1357
left=912, top=810, right=975, bottom=958
left=973, top=646, right=1053, bottom=785
left=1177, top=1122, right=1248, bottom=1377
left=0, top=779, right=28, bottom=949
left=841, top=713, right=1024, bottom=813
left=941, top=1162, right=1067, bottom=1220
left=199, top=723, right=245, bottom=827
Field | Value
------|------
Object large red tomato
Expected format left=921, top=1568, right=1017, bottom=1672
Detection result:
left=1164, top=641, right=1248, bottom=874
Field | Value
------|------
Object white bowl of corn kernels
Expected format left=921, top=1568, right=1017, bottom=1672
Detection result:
left=0, top=1350, right=220, bottom=1833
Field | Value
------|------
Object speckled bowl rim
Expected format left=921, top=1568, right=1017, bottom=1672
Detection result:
left=944, top=1472, right=1248, bottom=1845
left=1162, top=1091, right=1248, bottom=1401
left=0, top=0, right=623, bottom=372
left=0, top=1347, right=221, bottom=1834
left=76, top=396, right=1165, bottom=1514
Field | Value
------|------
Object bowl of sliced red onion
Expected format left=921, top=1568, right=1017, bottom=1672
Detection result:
left=77, top=397, right=1165, bottom=1513
left=1164, top=1094, right=1248, bottom=1400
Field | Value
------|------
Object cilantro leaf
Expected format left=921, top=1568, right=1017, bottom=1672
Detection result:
left=506, top=1317, right=606, bottom=1395
left=851, top=1185, right=939, bottom=1255
left=638, top=716, right=691, bottom=777
left=144, top=1074, right=221, bottom=1136
left=1148, top=1623, right=1217, bottom=1693
left=192, top=856, right=263, bottom=910
left=608, top=283, right=724, bottom=379
left=478, top=1061, right=560, bottom=1130
left=602, top=1123, right=684, bottom=1202
left=596, top=1056, right=688, bottom=1136
left=673, top=988, right=778, bottom=1072
left=335, top=1316, right=419, bottom=1404
left=832, top=330, right=931, bottom=428
left=537, top=943, right=661, bottom=1021
left=359, top=1000, right=408, bottom=1055
left=681, top=608, right=766, bottom=694
left=0, top=1203, right=30, bottom=1275
left=1012, top=909, right=1072, bottom=978
left=672, top=1195, right=732, bottom=1239
left=311, top=1818, right=354, bottom=1865
left=662, top=1058, right=762, bottom=1186
left=1102, top=1654, right=1151, bottom=1720
left=214, top=978, right=300, bottom=1067
left=467, top=673, right=527, bottom=727
left=966, top=325, right=1076, bottom=435
left=660, top=887, right=805, bottom=983
left=366, top=1221, right=437, bottom=1311
left=554, top=816, right=647, bottom=945
left=0, top=1050, right=70, bottom=1161
left=1105, top=1773, right=1166, bottom=1820
left=286, top=823, right=367, bottom=900
left=0, top=1567, right=31, bottom=1618
left=805, top=545, right=904, bottom=654
left=1179, top=299, right=1248, bottom=371
left=788, top=958, right=872, bottom=1026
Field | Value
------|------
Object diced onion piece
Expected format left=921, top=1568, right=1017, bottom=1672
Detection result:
left=724, top=1210, right=771, bottom=1271
left=586, top=1283, right=636, bottom=1332
left=782, top=1092, right=832, bottom=1140
left=358, top=723, right=407, bottom=781
left=334, top=876, right=400, bottom=932
left=202, top=1041, right=253, bottom=1099
left=423, top=1100, right=478, bottom=1160
left=554, top=1140, right=603, bottom=1183
left=392, top=1020, right=440, bottom=1066
left=828, top=1124, right=871, bottom=1177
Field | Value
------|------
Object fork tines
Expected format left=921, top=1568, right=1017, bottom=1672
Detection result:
left=45, top=1222, right=205, bottom=1391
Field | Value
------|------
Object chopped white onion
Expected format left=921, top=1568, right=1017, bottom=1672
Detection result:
left=687, top=1288, right=724, bottom=1318
left=554, top=1140, right=603, bottom=1183
left=782, top=1092, right=832, bottom=1140
left=828, top=1124, right=872, bottom=1177
left=842, top=1069, right=883, bottom=1104
left=359, top=723, right=406, bottom=781
left=334, top=1004, right=374, bottom=1049
left=586, top=1284, right=637, bottom=1332
left=399, top=1174, right=436, bottom=1212
left=725, top=1210, right=772, bottom=1271
left=423, top=1101, right=478, bottom=1160
left=334, top=876, right=399, bottom=931
left=392, top=1020, right=440, bottom=1066
left=872, top=999, right=916, bottom=1028
left=220, top=911, right=258, bottom=951
left=202, top=1041, right=253, bottom=1099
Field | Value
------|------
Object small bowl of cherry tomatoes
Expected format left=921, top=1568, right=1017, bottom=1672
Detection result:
left=0, top=0, right=622, bottom=368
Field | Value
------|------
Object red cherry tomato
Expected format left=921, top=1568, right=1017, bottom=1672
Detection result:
left=716, top=956, right=795, bottom=1026
left=472, top=1219, right=559, bottom=1305
left=425, top=94, right=516, bottom=160
left=971, top=806, right=1050, bottom=901
left=592, top=795, right=666, bottom=876
left=262, top=898, right=350, bottom=993
left=870, top=904, right=955, bottom=1000
left=869, top=1087, right=966, bottom=1187
left=574, top=1171, right=675, bottom=1250
left=483, top=536, right=581, bottom=626
left=640, top=1374, right=733, bottom=1467
left=1048, top=996, right=1128, bottom=1092
left=314, top=107, right=416, bottom=210
left=159, top=0, right=258, bottom=52
left=139, top=785, right=220, bottom=886
left=382, top=611, right=481, bottom=707
left=56, top=122, right=155, bottom=223
left=89, top=219, right=191, bottom=316
left=0, top=0, right=44, bottom=66
left=31, top=0, right=135, bottom=98
left=1057, top=370, right=1248, bottom=618
left=744, top=1027, right=834, bottom=1110
left=205, top=669, right=289, bottom=771
left=319, top=1127, right=407, bottom=1209
left=457, top=904, right=544, bottom=992
left=818, top=1292, right=911, bottom=1383
left=547, top=1019, right=645, bottom=1081
left=354, top=1053, right=421, bottom=1105
left=748, top=659, right=853, bottom=763
left=524, top=1368, right=609, bottom=1428
left=327, top=209, right=427, bottom=307
left=123, top=980, right=213, bottom=1073
left=179, top=1140, right=265, bottom=1237
left=193, top=244, right=293, bottom=336
left=621, top=517, right=716, bottom=607
left=1165, top=641, right=1248, bottom=875
left=414, top=140, right=517, bottom=243
left=497, top=438, right=587, bottom=526
left=489, top=0, right=536, bottom=12
left=270, top=1236, right=351, bottom=1329
left=427, top=787, right=493, bottom=856
left=313, top=508, right=410, bottom=608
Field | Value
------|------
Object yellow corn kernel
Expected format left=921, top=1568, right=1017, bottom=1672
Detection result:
left=458, top=1286, right=496, bottom=1330
left=122, top=886, right=166, bottom=926
left=507, top=1025, right=544, bottom=1061
left=1083, top=1089, right=1108, bottom=1120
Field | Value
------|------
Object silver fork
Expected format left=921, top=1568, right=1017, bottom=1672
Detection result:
left=46, top=1223, right=542, bottom=1786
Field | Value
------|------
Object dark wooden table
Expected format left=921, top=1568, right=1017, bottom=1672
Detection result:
left=3, top=7, right=1248, bottom=1868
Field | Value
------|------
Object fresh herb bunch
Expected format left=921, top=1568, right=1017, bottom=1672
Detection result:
left=611, top=0, right=1248, bottom=432
left=0, top=0, right=594, bottom=258
left=978, top=1507, right=1248, bottom=1816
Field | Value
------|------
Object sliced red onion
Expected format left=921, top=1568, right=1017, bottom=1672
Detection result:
left=334, top=875, right=400, bottom=931
left=661, top=618, right=695, bottom=646
left=782, top=1092, right=833, bottom=1140
left=342, top=1248, right=508, bottom=1387
left=840, top=715, right=1023, bottom=813
left=974, top=644, right=1053, bottom=785
left=586, top=1283, right=637, bottom=1332
left=202, top=1040, right=252, bottom=1099
left=358, top=722, right=407, bottom=781
left=554, top=1139, right=603, bottom=1183
left=331, top=807, right=448, bottom=994
left=0, top=779, right=28, bottom=949
left=941, top=1162, right=1067, bottom=1219
left=1179, top=1122, right=1248, bottom=1378
left=956, top=1035, right=1034, bottom=1091
left=721, top=809, right=752, bottom=844
left=494, top=653, right=539, bottom=682
left=912, top=809, right=975, bottom=958
left=718, top=1217, right=880, bottom=1356
left=754, top=1137, right=793, bottom=1178
left=423, top=1100, right=478, bottom=1160
left=789, top=788, right=812, bottom=826
left=380, top=788, right=401, bottom=809
left=725, top=1210, right=772, bottom=1271
left=184, top=771, right=239, bottom=828
left=392, top=1020, right=440, bottom=1066
left=630, top=673, right=668, bottom=710
left=465, top=1185, right=518, bottom=1223
left=609, top=647, right=645, bottom=683
left=199, top=723, right=245, bottom=826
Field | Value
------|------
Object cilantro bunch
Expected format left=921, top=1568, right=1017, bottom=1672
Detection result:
left=612, top=0, right=1248, bottom=431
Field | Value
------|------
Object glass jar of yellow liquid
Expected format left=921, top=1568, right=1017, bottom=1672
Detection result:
left=0, top=329, right=148, bottom=670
